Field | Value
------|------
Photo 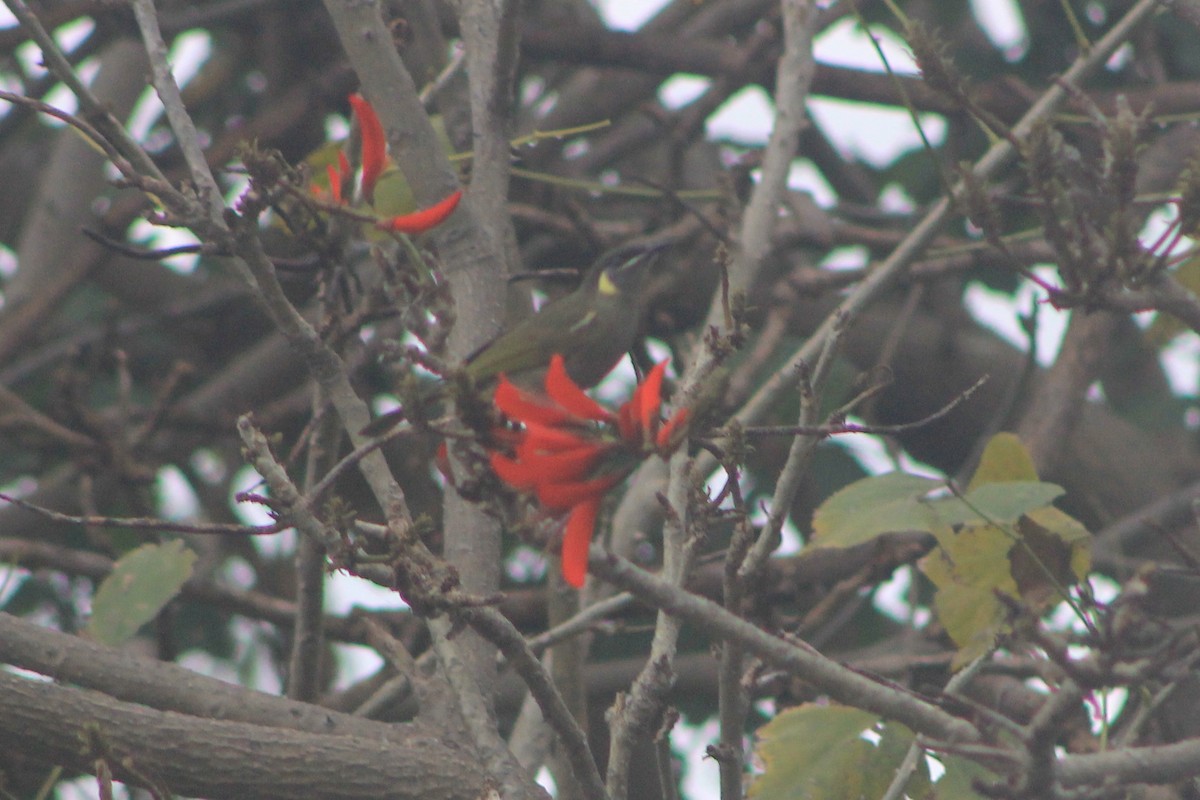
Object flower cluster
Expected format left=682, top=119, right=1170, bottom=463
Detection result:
left=489, top=355, right=689, bottom=587
left=313, top=93, right=462, bottom=234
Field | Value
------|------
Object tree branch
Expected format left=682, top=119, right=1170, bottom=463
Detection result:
left=589, top=552, right=978, bottom=744
left=699, top=0, right=1164, bottom=484
left=0, top=612, right=417, bottom=741
left=0, top=667, right=486, bottom=800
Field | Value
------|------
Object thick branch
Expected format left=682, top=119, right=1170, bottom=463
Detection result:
left=0, top=612, right=398, bottom=739
left=1057, top=736, right=1200, bottom=790
left=0, top=669, right=485, bottom=800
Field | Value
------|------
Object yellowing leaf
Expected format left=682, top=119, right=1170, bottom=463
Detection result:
left=1010, top=508, right=1091, bottom=607
left=922, top=507, right=1090, bottom=667
left=967, top=433, right=1038, bottom=489
left=812, top=441, right=1089, bottom=668
left=749, top=706, right=983, bottom=798
left=1030, top=506, right=1091, bottom=581
left=922, top=523, right=1017, bottom=667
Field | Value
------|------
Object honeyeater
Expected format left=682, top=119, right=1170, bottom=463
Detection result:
left=363, top=240, right=668, bottom=436
left=463, top=240, right=669, bottom=389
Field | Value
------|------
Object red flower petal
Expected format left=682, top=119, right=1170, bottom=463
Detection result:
left=348, top=93, right=385, bottom=204
left=435, top=440, right=452, bottom=483
left=545, top=355, right=613, bottom=423
left=324, top=163, right=342, bottom=204
left=617, top=401, right=636, bottom=444
left=561, top=497, right=601, bottom=588
left=637, top=360, right=668, bottom=436
left=537, top=473, right=622, bottom=511
left=494, top=375, right=574, bottom=427
left=520, top=421, right=595, bottom=453
left=544, top=447, right=607, bottom=480
left=490, top=452, right=539, bottom=489
left=488, top=425, right=524, bottom=451
left=378, top=190, right=463, bottom=234
left=655, top=408, right=690, bottom=452
left=512, top=443, right=606, bottom=484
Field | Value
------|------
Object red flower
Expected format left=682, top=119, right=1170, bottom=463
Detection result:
left=347, top=93, right=385, bottom=204
left=377, top=190, right=463, bottom=234
left=309, top=94, right=462, bottom=235
left=312, top=150, right=351, bottom=203
left=488, top=355, right=689, bottom=587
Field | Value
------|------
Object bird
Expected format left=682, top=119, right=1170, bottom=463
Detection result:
left=463, top=239, right=670, bottom=389
left=362, top=240, right=669, bottom=437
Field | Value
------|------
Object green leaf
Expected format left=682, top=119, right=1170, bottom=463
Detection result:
left=88, top=541, right=196, bottom=646
left=811, top=445, right=1086, bottom=668
left=867, top=722, right=932, bottom=799
left=749, top=705, right=913, bottom=800
left=927, top=482, right=1065, bottom=528
left=810, top=469, right=1062, bottom=550
left=932, top=752, right=996, bottom=798
left=810, top=472, right=940, bottom=549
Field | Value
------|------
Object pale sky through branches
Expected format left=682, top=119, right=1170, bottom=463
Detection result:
left=9, top=2, right=1200, bottom=797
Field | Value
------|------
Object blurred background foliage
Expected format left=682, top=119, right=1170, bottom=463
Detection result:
left=3, top=0, right=1200, bottom=797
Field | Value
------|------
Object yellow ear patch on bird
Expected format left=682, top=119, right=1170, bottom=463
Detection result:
left=598, top=271, right=618, bottom=296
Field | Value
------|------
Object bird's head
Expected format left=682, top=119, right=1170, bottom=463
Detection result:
left=590, top=240, right=672, bottom=301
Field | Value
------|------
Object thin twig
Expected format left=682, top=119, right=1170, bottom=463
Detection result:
left=523, top=593, right=637, bottom=657
left=236, top=416, right=393, bottom=588
left=1, top=0, right=170, bottom=186
left=129, top=0, right=224, bottom=217
left=605, top=447, right=695, bottom=799
left=80, top=228, right=209, bottom=260
left=601, top=5, right=824, bottom=785
left=708, top=0, right=817, bottom=327
left=742, top=309, right=847, bottom=581
left=0, top=381, right=99, bottom=450
left=0, top=89, right=152, bottom=190
left=0, top=492, right=283, bottom=536
left=716, top=472, right=754, bottom=800
left=691, top=0, right=1165, bottom=487
left=419, top=42, right=466, bottom=108
left=881, top=655, right=988, bottom=800
left=734, top=374, right=988, bottom=438
left=288, top=386, right=339, bottom=702
left=459, top=606, right=609, bottom=800
left=654, top=711, right=682, bottom=800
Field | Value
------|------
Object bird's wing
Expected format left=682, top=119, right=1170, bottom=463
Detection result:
left=464, top=316, right=555, bottom=383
